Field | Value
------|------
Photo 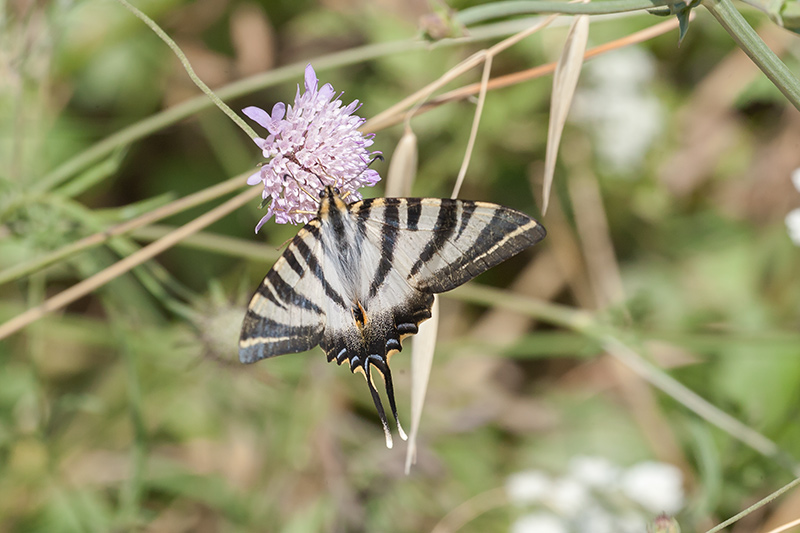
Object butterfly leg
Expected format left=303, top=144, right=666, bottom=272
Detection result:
left=367, top=354, right=407, bottom=442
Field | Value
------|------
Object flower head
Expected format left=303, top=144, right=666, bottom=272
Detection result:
left=243, top=64, right=381, bottom=231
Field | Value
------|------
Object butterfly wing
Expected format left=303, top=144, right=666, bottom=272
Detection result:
left=356, top=197, right=547, bottom=294
left=239, top=220, right=328, bottom=363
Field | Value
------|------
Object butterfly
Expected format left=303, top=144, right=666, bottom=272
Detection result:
left=239, top=186, right=546, bottom=447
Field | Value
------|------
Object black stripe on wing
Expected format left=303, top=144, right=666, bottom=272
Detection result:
left=409, top=200, right=457, bottom=277
left=419, top=207, right=546, bottom=293
left=293, top=229, right=349, bottom=311
left=240, top=311, right=324, bottom=363
left=455, top=201, right=477, bottom=239
left=368, top=198, right=400, bottom=298
left=406, top=198, right=422, bottom=230
left=265, top=269, right=324, bottom=314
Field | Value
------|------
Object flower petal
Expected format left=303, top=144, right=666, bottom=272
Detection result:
left=304, top=64, right=318, bottom=93
left=318, top=83, right=335, bottom=102
left=242, top=106, right=272, bottom=129
left=246, top=170, right=263, bottom=186
left=270, top=102, right=286, bottom=122
left=254, top=211, right=273, bottom=233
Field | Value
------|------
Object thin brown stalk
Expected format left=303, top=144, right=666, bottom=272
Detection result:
left=366, top=16, right=684, bottom=132
left=0, top=174, right=248, bottom=287
left=363, top=15, right=559, bottom=133
left=0, top=187, right=260, bottom=341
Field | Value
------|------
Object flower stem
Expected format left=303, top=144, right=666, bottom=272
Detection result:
left=114, top=0, right=259, bottom=140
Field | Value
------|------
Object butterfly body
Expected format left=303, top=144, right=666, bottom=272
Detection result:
left=240, top=186, right=546, bottom=446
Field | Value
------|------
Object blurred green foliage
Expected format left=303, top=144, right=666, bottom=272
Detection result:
left=2, top=0, right=800, bottom=532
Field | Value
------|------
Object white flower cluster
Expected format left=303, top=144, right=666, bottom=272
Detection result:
left=785, top=168, right=800, bottom=245
left=571, top=47, right=664, bottom=176
left=506, top=456, right=683, bottom=533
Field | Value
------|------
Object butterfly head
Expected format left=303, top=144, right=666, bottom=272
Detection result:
left=318, top=185, right=341, bottom=200
left=317, top=185, right=350, bottom=218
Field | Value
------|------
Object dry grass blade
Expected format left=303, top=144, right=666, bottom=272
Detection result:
left=0, top=186, right=261, bottom=341
left=451, top=55, right=492, bottom=199
left=385, top=127, right=418, bottom=197
left=542, top=14, right=589, bottom=215
left=404, top=296, right=439, bottom=475
left=366, top=17, right=685, bottom=132
left=363, top=15, right=558, bottom=134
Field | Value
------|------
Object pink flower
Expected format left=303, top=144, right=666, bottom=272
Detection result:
left=243, top=64, right=381, bottom=231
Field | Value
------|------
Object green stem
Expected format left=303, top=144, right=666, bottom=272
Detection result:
left=703, top=0, right=800, bottom=110
left=130, top=225, right=281, bottom=263
left=705, top=475, right=800, bottom=532
left=456, top=0, right=674, bottom=24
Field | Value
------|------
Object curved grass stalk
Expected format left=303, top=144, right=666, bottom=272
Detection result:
left=130, top=225, right=282, bottom=264
left=705, top=476, right=800, bottom=532
left=364, top=16, right=684, bottom=132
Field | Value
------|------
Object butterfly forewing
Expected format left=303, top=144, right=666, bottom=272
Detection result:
left=239, top=187, right=546, bottom=446
left=355, top=197, right=547, bottom=293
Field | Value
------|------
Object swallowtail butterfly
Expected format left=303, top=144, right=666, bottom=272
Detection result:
left=239, top=186, right=546, bottom=447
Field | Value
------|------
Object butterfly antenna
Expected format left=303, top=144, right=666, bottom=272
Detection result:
left=281, top=171, right=318, bottom=203
left=335, top=153, right=384, bottom=202
left=364, top=360, right=394, bottom=449
left=369, top=355, right=407, bottom=441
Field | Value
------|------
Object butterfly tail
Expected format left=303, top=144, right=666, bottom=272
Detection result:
left=368, top=354, right=407, bottom=441
left=363, top=360, right=394, bottom=449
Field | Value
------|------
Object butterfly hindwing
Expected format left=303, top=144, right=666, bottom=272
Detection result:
left=239, top=221, right=327, bottom=363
